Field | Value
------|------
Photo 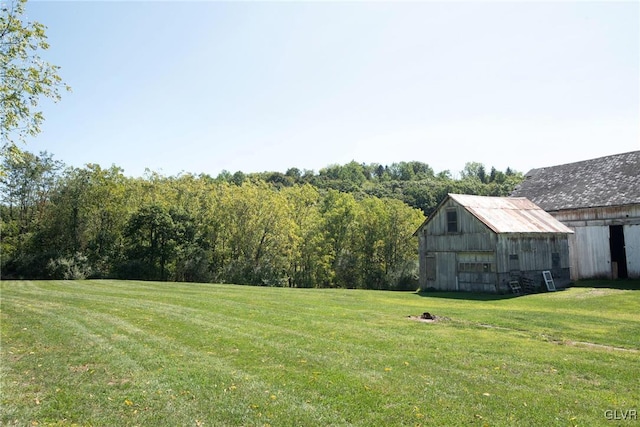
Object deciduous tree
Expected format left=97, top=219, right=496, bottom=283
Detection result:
left=1, top=0, right=70, bottom=161
left=0, top=149, right=61, bottom=276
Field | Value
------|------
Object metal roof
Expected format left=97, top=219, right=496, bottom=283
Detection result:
left=510, top=150, right=640, bottom=211
left=448, top=194, right=574, bottom=234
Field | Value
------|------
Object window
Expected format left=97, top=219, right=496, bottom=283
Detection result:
left=447, top=209, right=458, bottom=233
left=552, top=252, right=560, bottom=268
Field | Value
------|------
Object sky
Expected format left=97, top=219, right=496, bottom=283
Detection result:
left=20, top=0, right=640, bottom=178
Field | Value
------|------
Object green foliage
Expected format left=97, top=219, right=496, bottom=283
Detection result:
left=257, top=160, right=523, bottom=216
left=122, top=204, right=176, bottom=280
left=0, top=148, right=62, bottom=277
left=214, top=181, right=293, bottom=286
left=0, top=0, right=70, bottom=161
left=282, top=184, right=331, bottom=288
left=47, top=252, right=91, bottom=279
left=0, top=150, right=523, bottom=289
left=33, top=163, right=130, bottom=278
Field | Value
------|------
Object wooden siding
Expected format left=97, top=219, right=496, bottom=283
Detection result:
left=423, top=232, right=496, bottom=253
left=552, top=205, right=640, bottom=227
left=550, top=204, right=640, bottom=279
left=496, top=234, right=571, bottom=288
left=567, top=226, right=611, bottom=279
left=423, top=252, right=457, bottom=290
left=421, top=199, right=497, bottom=252
left=625, top=224, right=640, bottom=278
left=565, top=223, right=640, bottom=280
left=457, top=252, right=497, bottom=292
left=424, top=199, right=488, bottom=234
left=495, top=235, right=570, bottom=273
left=418, top=196, right=572, bottom=292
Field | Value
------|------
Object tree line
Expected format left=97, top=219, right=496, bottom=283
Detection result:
left=221, top=160, right=522, bottom=216
left=2, top=1, right=526, bottom=289
left=0, top=151, right=523, bottom=289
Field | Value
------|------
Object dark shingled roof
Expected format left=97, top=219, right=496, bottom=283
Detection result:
left=511, top=151, right=640, bottom=211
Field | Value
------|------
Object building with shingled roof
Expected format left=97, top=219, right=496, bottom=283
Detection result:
left=511, top=150, right=640, bottom=280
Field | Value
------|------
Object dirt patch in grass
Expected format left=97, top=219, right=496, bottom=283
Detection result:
left=407, top=312, right=449, bottom=323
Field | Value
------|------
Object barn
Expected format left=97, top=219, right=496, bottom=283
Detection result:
left=414, top=194, right=573, bottom=293
left=511, top=150, right=640, bottom=280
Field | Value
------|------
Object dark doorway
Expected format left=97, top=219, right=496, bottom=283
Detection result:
left=609, top=225, right=628, bottom=279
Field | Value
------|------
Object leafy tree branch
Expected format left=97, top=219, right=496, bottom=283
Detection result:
left=0, top=0, right=70, bottom=165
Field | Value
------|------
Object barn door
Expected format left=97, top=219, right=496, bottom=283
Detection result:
left=609, top=225, right=628, bottom=279
left=439, top=252, right=458, bottom=291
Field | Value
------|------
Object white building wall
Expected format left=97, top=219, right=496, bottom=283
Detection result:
left=569, top=225, right=612, bottom=280
left=552, top=204, right=640, bottom=280
left=624, top=224, right=640, bottom=277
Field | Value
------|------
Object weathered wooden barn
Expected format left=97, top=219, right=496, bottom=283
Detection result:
left=511, top=150, right=640, bottom=280
left=415, top=194, right=573, bottom=293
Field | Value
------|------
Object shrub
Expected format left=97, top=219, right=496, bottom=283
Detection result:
left=47, top=252, right=92, bottom=280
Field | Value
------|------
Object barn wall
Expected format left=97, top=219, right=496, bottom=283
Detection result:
left=567, top=226, right=611, bottom=279
left=496, top=234, right=571, bottom=289
left=457, top=251, right=498, bottom=292
left=495, top=235, right=570, bottom=272
left=624, top=224, right=640, bottom=277
left=419, top=199, right=498, bottom=291
left=417, top=234, right=427, bottom=289
left=423, top=251, right=499, bottom=292
left=440, top=252, right=457, bottom=290
left=425, top=252, right=457, bottom=291
left=552, top=205, right=640, bottom=225
left=567, top=232, right=580, bottom=280
left=417, top=197, right=573, bottom=292
left=425, top=199, right=488, bottom=234
left=551, top=204, right=640, bottom=279
left=422, top=199, right=496, bottom=252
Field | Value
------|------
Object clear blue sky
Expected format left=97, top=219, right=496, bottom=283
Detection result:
left=24, top=0, right=640, bottom=177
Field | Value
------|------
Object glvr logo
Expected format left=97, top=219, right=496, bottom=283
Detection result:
left=604, top=409, right=637, bottom=420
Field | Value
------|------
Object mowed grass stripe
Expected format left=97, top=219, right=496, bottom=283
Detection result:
left=2, top=280, right=639, bottom=426
left=3, top=283, right=410, bottom=425
left=3, top=292, right=353, bottom=425
left=13, top=280, right=637, bottom=348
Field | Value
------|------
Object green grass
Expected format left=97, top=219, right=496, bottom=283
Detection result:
left=1, top=280, right=639, bottom=426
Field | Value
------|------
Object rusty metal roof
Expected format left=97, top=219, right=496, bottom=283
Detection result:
left=449, top=194, right=574, bottom=234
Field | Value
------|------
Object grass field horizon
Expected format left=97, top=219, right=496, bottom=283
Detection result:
left=2, top=279, right=639, bottom=426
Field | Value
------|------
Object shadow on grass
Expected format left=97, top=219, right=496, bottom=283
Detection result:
left=414, top=290, right=525, bottom=301
left=570, top=279, right=640, bottom=291
left=415, top=280, right=640, bottom=301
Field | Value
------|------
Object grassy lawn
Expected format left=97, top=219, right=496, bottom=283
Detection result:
left=1, top=280, right=638, bottom=426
